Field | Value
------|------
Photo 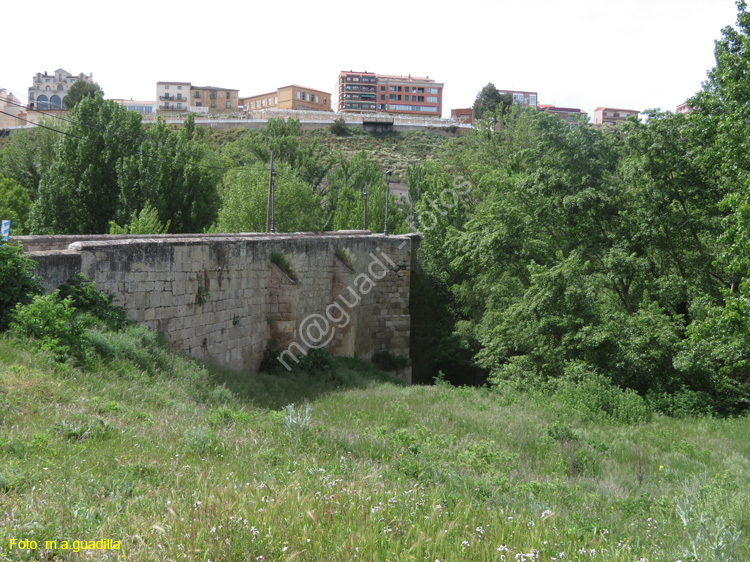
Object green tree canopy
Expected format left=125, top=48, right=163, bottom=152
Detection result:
left=0, top=175, right=33, bottom=234
left=63, top=80, right=104, bottom=109
left=212, top=162, right=324, bottom=233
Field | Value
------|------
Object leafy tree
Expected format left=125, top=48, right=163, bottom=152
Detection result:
left=212, top=162, right=324, bottom=233
left=0, top=175, right=33, bottom=234
left=63, top=80, right=104, bottom=109
left=223, top=119, right=331, bottom=190
left=29, top=97, right=144, bottom=234
left=472, top=83, right=513, bottom=130
left=109, top=201, right=170, bottom=234
left=327, top=151, right=409, bottom=234
left=0, top=118, right=63, bottom=199
left=115, top=116, right=222, bottom=233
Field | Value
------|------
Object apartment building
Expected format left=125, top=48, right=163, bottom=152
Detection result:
left=337, top=71, right=443, bottom=117
left=191, top=86, right=240, bottom=113
left=28, top=69, right=93, bottom=110
left=241, top=85, right=332, bottom=112
left=498, top=89, right=538, bottom=108
left=336, top=71, right=378, bottom=113
left=157, top=81, right=191, bottom=112
left=156, top=82, right=239, bottom=114
left=594, top=107, right=639, bottom=125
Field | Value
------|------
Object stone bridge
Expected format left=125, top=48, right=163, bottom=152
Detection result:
left=19, top=231, right=415, bottom=382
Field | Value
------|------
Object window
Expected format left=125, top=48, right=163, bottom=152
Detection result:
left=177, top=102, right=182, bottom=109
left=530, top=94, right=537, bottom=106
left=380, top=86, right=385, bottom=91
left=165, top=85, right=169, bottom=89
left=388, top=104, right=438, bottom=112
left=323, top=97, right=327, bottom=105
left=274, top=96, right=277, bottom=104
left=427, top=96, right=438, bottom=103
left=513, top=93, right=524, bottom=104
left=165, top=101, right=170, bottom=108
left=405, top=86, right=410, bottom=92
left=226, top=92, right=230, bottom=99
left=196, top=102, right=202, bottom=107
left=389, top=94, right=396, bottom=100
left=417, top=87, right=424, bottom=93
left=177, top=94, right=183, bottom=100
left=226, top=101, right=231, bottom=109
left=404, top=95, right=409, bottom=101
left=397, top=86, right=402, bottom=92
left=397, top=95, right=402, bottom=101
left=194, top=91, right=201, bottom=98
left=418, top=96, right=424, bottom=102
left=211, top=100, right=216, bottom=108
left=297, top=91, right=301, bottom=99
left=427, top=88, right=438, bottom=94
left=353, top=77, right=359, bottom=82
left=178, top=85, right=182, bottom=90
left=315, top=95, right=319, bottom=103
left=381, top=94, right=385, bottom=101
left=380, top=104, right=386, bottom=110
left=389, top=86, right=396, bottom=92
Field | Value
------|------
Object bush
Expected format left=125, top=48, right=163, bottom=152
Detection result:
left=0, top=242, right=43, bottom=331
left=57, top=274, right=129, bottom=330
left=330, top=118, right=349, bottom=136
left=554, top=369, right=653, bottom=425
left=10, top=292, right=91, bottom=362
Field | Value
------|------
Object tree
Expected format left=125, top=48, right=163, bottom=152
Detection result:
left=0, top=175, right=33, bottom=234
left=212, top=162, right=324, bottom=233
left=29, top=97, right=143, bottom=234
left=115, top=116, right=222, bottom=233
left=0, top=241, right=43, bottom=331
left=472, top=83, right=513, bottom=124
left=63, top=80, right=104, bottom=109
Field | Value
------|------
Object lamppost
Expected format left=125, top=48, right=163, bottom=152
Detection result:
left=362, top=182, right=369, bottom=230
left=383, top=170, right=392, bottom=235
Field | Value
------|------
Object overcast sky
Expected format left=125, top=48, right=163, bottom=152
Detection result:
left=2, top=0, right=740, bottom=119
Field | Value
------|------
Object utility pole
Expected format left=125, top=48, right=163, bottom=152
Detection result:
left=266, top=151, right=276, bottom=233
left=362, top=182, right=368, bottom=230
left=383, top=170, right=392, bottom=235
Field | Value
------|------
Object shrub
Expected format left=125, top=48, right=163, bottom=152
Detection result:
left=10, top=292, right=91, bottom=362
left=0, top=241, right=43, bottom=331
left=330, top=118, right=349, bottom=136
left=57, top=274, right=129, bottom=330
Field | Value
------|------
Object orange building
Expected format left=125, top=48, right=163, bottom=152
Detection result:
left=241, top=85, right=332, bottom=112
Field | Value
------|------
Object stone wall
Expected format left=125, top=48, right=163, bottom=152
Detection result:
left=22, top=232, right=414, bottom=381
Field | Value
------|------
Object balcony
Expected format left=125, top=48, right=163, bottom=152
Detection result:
left=158, top=105, right=187, bottom=111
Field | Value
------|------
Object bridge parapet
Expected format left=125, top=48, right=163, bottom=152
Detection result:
left=21, top=231, right=414, bottom=380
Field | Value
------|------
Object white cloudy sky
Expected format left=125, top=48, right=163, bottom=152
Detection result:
left=2, top=0, right=740, bottom=118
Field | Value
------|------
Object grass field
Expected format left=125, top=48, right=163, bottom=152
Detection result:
left=0, top=325, right=748, bottom=561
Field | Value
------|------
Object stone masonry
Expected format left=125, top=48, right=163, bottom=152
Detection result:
left=20, top=231, right=414, bottom=382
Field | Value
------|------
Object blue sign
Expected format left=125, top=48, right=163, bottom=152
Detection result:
left=1, top=220, right=9, bottom=241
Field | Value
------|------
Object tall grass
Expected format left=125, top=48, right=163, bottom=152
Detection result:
left=0, top=327, right=748, bottom=561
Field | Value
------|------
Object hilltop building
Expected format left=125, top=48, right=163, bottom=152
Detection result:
left=156, top=82, right=239, bottom=114
left=593, top=107, right=639, bottom=125
left=336, top=71, right=443, bottom=117
left=27, top=68, right=93, bottom=110
left=240, top=85, right=332, bottom=112
left=539, top=104, right=586, bottom=125
left=498, top=89, right=538, bottom=108
left=0, top=89, right=26, bottom=127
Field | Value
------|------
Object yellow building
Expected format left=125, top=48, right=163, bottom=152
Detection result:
left=241, top=85, right=331, bottom=112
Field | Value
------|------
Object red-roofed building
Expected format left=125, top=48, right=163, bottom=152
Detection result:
left=538, top=104, right=586, bottom=125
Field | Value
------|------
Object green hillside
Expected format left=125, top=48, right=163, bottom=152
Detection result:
left=0, top=326, right=747, bottom=561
